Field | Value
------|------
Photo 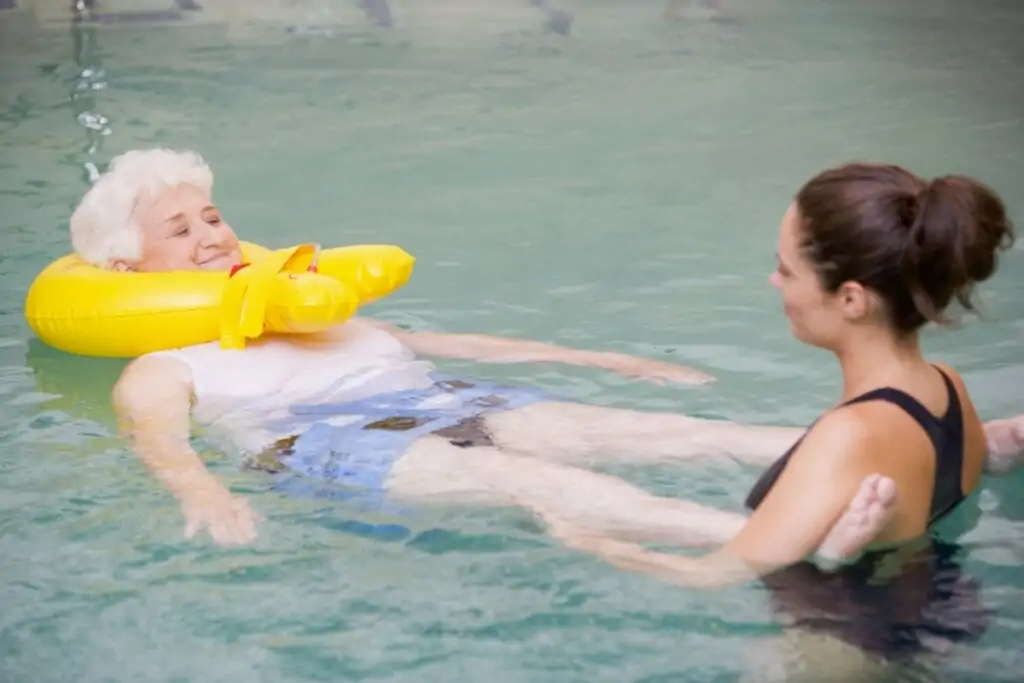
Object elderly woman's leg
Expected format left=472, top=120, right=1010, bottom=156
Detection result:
left=484, top=401, right=803, bottom=467
left=386, top=436, right=894, bottom=561
left=485, top=402, right=1024, bottom=474
left=387, top=435, right=744, bottom=546
left=984, top=414, right=1024, bottom=474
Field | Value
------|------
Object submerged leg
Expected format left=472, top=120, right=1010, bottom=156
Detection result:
left=487, top=401, right=1022, bottom=474
left=387, top=436, right=894, bottom=562
left=387, top=436, right=745, bottom=546
left=485, top=400, right=803, bottom=467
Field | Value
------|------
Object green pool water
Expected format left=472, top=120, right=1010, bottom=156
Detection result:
left=1, top=1, right=1022, bottom=681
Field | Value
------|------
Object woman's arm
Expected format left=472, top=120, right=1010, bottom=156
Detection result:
left=112, top=355, right=258, bottom=546
left=357, top=318, right=715, bottom=385
left=542, top=411, right=879, bottom=588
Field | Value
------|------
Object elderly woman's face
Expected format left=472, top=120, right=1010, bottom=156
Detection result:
left=114, top=183, right=243, bottom=272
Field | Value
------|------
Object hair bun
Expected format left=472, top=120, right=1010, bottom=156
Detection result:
left=903, top=175, right=1015, bottom=321
left=795, top=163, right=1015, bottom=334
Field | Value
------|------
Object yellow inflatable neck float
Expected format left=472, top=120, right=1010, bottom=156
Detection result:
left=25, top=241, right=415, bottom=358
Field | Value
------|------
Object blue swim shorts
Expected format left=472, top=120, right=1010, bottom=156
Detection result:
left=250, top=374, right=558, bottom=498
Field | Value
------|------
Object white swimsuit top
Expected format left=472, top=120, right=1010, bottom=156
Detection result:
left=149, top=320, right=436, bottom=453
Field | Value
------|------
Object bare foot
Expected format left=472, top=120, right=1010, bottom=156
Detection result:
left=815, top=474, right=897, bottom=570
left=984, top=416, right=1024, bottom=475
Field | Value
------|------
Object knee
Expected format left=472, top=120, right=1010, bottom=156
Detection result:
left=483, top=401, right=590, bottom=453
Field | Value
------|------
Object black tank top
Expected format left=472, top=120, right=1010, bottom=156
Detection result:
left=745, top=366, right=967, bottom=522
left=745, top=367, right=989, bottom=661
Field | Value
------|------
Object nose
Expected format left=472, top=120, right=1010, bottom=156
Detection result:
left=768, top=271, right=782, bottom=289
left=198, top=220, right=229, bottom=247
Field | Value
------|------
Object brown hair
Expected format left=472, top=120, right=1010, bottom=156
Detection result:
left=795, top=163, right=1015, bottom=333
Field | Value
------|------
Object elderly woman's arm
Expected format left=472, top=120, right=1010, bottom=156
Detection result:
left=112, top=355, right=258, bottom=546
left=357, top=318, right=715, bottom=386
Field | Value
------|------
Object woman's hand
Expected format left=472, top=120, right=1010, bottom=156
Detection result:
left=179, top=480, right=260, bottom=547
left=594, top=352, right=715, bottom=386
left=114, top=354, right=261, bottom=547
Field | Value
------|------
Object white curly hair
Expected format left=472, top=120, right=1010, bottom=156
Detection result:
left=69, top=148, right=215, bottom=266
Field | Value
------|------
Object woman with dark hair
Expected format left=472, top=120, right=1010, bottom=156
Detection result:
left=532, top=163, right=1019, bottom=678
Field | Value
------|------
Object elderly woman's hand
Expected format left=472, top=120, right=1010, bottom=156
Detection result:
left=179, top=481, right=260, bottom=547
left=595, top=352, right=716, bottom=386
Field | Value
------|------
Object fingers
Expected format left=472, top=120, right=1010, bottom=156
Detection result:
left=211, top=501, right=258, bottom=547
left=183, top=496, right=260, bottom=548
left=209, top=513, right=256, bottom=547
left=616, top=359, right=715, bottom=386
left=232, top=498, right=260, bottom=544
left=643, top=369, right=715, bottom=386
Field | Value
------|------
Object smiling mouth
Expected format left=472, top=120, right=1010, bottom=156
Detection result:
left=199, top=253, right=234, bottom=269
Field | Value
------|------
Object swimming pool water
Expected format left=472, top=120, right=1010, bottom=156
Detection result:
left=2, top=1, right=1023, bottom=681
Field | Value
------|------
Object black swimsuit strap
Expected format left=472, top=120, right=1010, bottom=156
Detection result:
left=745, top=368, right=966, bottom=521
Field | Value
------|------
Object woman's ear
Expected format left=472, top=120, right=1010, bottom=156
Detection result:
left=836, top=280, right=873, bottom=321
